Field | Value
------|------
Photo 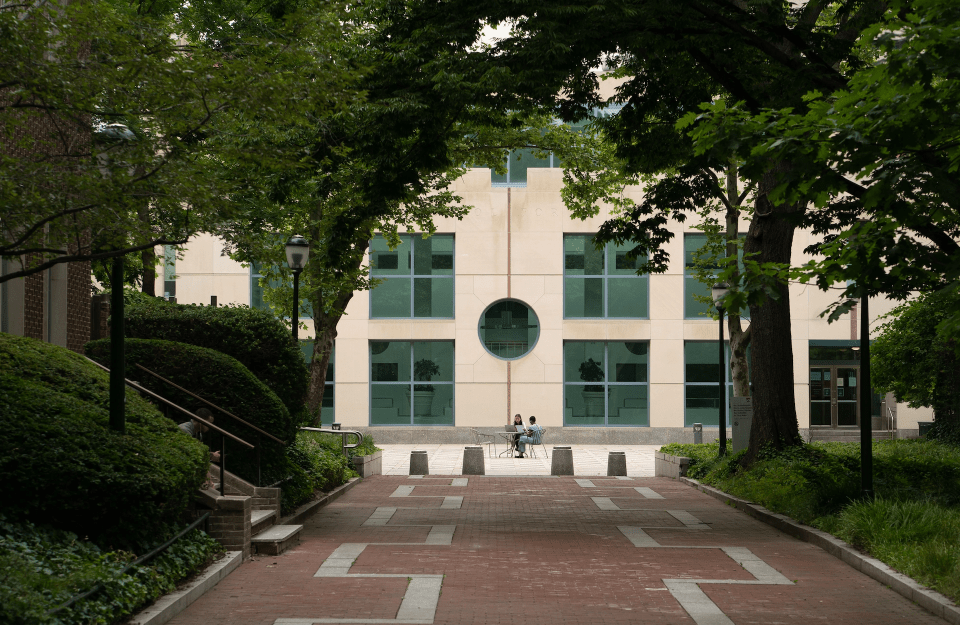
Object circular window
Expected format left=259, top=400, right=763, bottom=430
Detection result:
left=478, top=299, right=540, bottom=360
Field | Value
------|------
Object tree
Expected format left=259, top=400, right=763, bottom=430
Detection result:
left=872, top=289, right=960, bottom=424
left=0, top=0, right=354, bottom=283
left=682, top=0, right=960, bottom=324
left=387, top=0, right=960, bottom=460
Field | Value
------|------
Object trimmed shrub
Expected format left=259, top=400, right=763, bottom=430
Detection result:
left=85, top=338, right=294, bottom=487
left=122, top=299, right=309, bottom=422
left=0, top=334, right=209, bottom=550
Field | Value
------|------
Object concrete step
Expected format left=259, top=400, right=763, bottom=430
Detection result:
left=251, top=524, right=302, bottom=556
left=251, top=509, right=277, bottom=535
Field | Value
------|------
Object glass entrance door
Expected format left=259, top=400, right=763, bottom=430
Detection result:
left=809, top=366, right=860, bottom=428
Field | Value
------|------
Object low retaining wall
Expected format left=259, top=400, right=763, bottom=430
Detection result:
left=654, top=451, right=692, bottom=479
left=352, top=450, right=382, bottom=477
left=359, top=427, right=709, bottom=445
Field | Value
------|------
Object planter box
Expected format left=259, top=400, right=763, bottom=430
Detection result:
left=654, top=451, right=692, bottom=479
left=351, top=450, right=382, bottom=477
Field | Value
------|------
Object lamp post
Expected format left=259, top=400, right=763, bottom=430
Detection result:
left=285, top=235, right=310, bottom=341
left=853, top=293, right=873, bottom=498
left=712, top=282, right=730, bottom=457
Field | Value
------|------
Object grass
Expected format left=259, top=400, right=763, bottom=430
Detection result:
left=660, top=439, right=960, bottom=603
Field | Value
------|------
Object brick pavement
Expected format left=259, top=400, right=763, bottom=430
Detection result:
left=169, top=476, right=947, bottom=625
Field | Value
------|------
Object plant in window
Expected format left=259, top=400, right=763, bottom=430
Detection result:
left=579, top=358, right=605, bottom=392
left=413, top=359, right=441, bottom=392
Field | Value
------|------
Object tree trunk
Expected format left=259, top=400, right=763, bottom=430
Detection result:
left=725, top=164, right=751, bottom=398
left=743, top=171, right=803, bottom=463
left=141, top=246, right=156, bottom=296
left=307, top=318, right=338, bottom=426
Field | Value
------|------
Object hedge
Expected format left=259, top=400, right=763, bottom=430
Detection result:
left=122, top=299, right=309, bottom=422
left=85, top=338, right=294, bottom=487
left=0, top=334, right=209, bottom=551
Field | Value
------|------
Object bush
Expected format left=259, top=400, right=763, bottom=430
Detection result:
left=0, top=334, right=209, bottom=550
left=122, top=299, right=309, bottom=422
left=277, top=431, right=373, bottom=513
left=0, top=516, right=222, bottom=625
left=85, top=338, right=294, bottom=488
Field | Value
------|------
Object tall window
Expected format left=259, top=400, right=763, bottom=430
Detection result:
left=370, top=235, right=454, bottom=318
left=491, top=149, right=561, bottom=187
left=564, top=235, right=649, bottom=318
left=563, top=341, right=649, bottom=426
left=300, top=341, right=335, bottom=424
left=163, top=245, right=177, bottom=299
left=684, top=234, right=715, bottom=318
left=370, top=341, right=454, bottom=425
left=684, top=342, right=751, bottom=426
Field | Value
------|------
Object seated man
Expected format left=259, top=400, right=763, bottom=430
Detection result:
left=516, top=415, right=543, bottom=458
left=179, top=407, right=221, bottom=463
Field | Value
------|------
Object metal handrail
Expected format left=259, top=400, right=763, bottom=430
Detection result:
left=133, top=363, right=286, bottom=446
left=888, top=405, right=898, bottom=438
left=299, top=427, right=363, bottom=457
left=47, top=512, right=211, bottom=616
left=85, top=357, right=253, bottom=495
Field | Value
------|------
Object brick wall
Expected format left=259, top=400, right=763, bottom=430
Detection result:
left=206, top=496, right=251, bottom=559
left=67, top=259, right=91, bottom=352
left=23, top=270, right=44, bottom=340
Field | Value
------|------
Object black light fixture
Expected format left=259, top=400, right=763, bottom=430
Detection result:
left=285, top=235, right=310, bottom=340
left=712, top=282, right=730, bottom=457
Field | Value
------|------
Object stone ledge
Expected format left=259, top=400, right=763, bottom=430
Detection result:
left=129, top=551, right=242, bottom=625
left=681, top=477, right=960, bottom=625
left=654, top=451, right=692, bottom=479
left=279, top=477, right=361, bottom=526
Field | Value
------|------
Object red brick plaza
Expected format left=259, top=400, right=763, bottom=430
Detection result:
left=170, top=476, right=944, bottom=625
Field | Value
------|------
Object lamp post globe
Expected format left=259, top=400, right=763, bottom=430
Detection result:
left=712, top=282, right=730, bottom=457
left=285, top=235, right=310, bottom=340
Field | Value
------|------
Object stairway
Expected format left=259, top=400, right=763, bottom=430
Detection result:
left=202, top=465, right=303, bottom=557
left=808, top=429, right=897, bottom=442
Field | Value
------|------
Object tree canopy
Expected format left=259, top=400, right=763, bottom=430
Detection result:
left=0, top=0, right=355, bottom=282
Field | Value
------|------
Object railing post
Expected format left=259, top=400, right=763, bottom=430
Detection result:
left=257, top=433, right=262, bottom=487
left=219, top=437, right=225, bottom=497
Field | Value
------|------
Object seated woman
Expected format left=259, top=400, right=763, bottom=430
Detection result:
left=511, top=414, right=524, bottom=457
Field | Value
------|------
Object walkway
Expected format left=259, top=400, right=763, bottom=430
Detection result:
left=170, top=474, right=947, bottom=625
left=379, top=444, right=660, bottom=476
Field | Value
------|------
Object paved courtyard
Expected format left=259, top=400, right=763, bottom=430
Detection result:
left=378, top=444, right=660, bottom=476
left=169, top=472, right=946, bottom=625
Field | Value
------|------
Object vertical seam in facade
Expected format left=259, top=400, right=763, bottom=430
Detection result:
left=850, top=304, right=857, bottom=340
left=507, top=188, right=512, bottom=422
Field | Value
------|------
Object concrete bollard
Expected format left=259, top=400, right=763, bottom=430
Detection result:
left=693, top=423, right=703, bottom=445
left=551, top=446, right=574, bottom=476
left=607, top=451, right=627, bottom=476
left=410, top=450, right=429, bottom=475
left=462, top=446, right=485, bottom=475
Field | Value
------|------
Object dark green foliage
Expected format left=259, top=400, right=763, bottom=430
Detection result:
left=122, top=300, right=309, bottom=422
left=85, top=338, right=294, bottom=488
left=661, top=439, right=960, bottom=601
left=0, top=334, right=209, bottom=551
left=279, top=431, right=365, bottom=514
left=0, top=516, right=222, bottom=625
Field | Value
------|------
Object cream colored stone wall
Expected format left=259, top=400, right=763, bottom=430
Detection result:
left=164, top=158, right=933, bottom=435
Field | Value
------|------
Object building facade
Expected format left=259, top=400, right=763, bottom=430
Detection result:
left=163, top=161, right=931, bottom=443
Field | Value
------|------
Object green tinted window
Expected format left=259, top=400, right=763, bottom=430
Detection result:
left=479, top=300, right=540, bottom=360
left=370, top=234, right=454, bottom=318
left=683, top=342, right=752, bottom=426
left=564, top=235, right=648, bottom=318
left=564, top=341, right=649, bottom=426
left=370, top=341, right=454, bottom=425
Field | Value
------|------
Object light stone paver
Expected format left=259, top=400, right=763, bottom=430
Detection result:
left=378, top=443, right=658, bottom=476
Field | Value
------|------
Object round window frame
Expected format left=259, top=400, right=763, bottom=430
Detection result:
left=477, top=298, right=541, bottom=361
